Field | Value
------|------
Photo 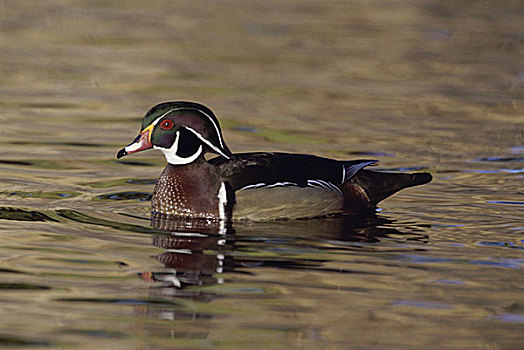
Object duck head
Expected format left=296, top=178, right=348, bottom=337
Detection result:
left=117, top=101, right=232, bottom=165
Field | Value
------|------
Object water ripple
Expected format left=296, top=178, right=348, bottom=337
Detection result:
left=96, top=191, right=152, bottom=201
left=489, top=313, right=524, bottom=324
left=487, top=201, right=524, bottom=206
left=396, top=254, right=523, bottom=269
left=0, top=207, right=59, bottom=222
left=392, top=299, right=452, bottom=310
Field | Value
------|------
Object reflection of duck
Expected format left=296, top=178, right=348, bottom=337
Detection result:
left=144, top=215, right=428, bottom=290
left=117, top=101, right=431, bottom=220
left=146, top=232, right=228, bottom=288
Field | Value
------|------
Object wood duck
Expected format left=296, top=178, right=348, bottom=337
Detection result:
left=116, top=101, right=432, bottom=221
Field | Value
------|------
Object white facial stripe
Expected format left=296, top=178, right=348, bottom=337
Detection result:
left=184, top=127, right=230, bottom=159
left=146, top=107, right=224, bottom=148
left=149, top=109, right=175, bottom=127
left=191, top=108, right=225, bottom=148
left=153, top=131, right=203, bottom=165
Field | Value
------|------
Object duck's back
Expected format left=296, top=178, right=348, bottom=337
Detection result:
left=210, top=152, right=432, bottom=220
left=210, top=153, right=378, bottom=220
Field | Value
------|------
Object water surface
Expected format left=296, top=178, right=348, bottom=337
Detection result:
left=0, top=1, right=523, bottom=349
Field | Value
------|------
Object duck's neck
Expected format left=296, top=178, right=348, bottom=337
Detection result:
left=152, top=160, right=229, bottom=220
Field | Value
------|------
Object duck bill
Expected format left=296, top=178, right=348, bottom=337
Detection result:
left=116, top=124, right=154, bottom=159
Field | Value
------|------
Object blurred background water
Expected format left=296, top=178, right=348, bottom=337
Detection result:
left=0, top=1, right=523, bottom=349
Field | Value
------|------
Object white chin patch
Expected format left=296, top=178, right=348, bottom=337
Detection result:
left=154, top=131, right=203, bottom=165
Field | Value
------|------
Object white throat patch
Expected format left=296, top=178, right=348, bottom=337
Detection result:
left=154, top=131, right=203, bottom=165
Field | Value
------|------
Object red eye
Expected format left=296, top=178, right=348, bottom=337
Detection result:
left=160, top=119, right=174, bottom=130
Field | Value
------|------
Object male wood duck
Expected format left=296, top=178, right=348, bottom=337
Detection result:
left=117, top=101, right=432, bottom=221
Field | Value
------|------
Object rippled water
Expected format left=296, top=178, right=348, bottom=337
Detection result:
left=1, top=1, right=523, bottom=349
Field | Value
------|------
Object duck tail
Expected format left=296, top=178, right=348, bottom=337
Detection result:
left=341, top=169, right=432, bottom=213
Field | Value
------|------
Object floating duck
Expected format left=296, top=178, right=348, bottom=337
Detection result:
left=117, top=102, right=431, bottom=221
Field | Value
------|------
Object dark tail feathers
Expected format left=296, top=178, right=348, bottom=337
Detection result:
left=357, top=170, right=432, bottom=205
left=342, top=170, right=432, bottom=213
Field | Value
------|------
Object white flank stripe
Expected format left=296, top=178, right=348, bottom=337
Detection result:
left=238, top=183, right=267, bottom=191
left=266, top=181, right=298, bottom=188
left=217, top=182, right=228, bottom=221
left=240, top=179, right=342, bottom=195
left=307, top=179, right=343, bottom=195
left=239, top=182, right=299, bottom=190
left=318, top=179, right=343, bottom=195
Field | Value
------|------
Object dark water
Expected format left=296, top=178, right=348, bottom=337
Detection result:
left=1, top=1, right=523, bottom=349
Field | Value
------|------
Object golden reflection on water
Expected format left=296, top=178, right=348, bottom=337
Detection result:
left=0, top=0, right=523, bottom=349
